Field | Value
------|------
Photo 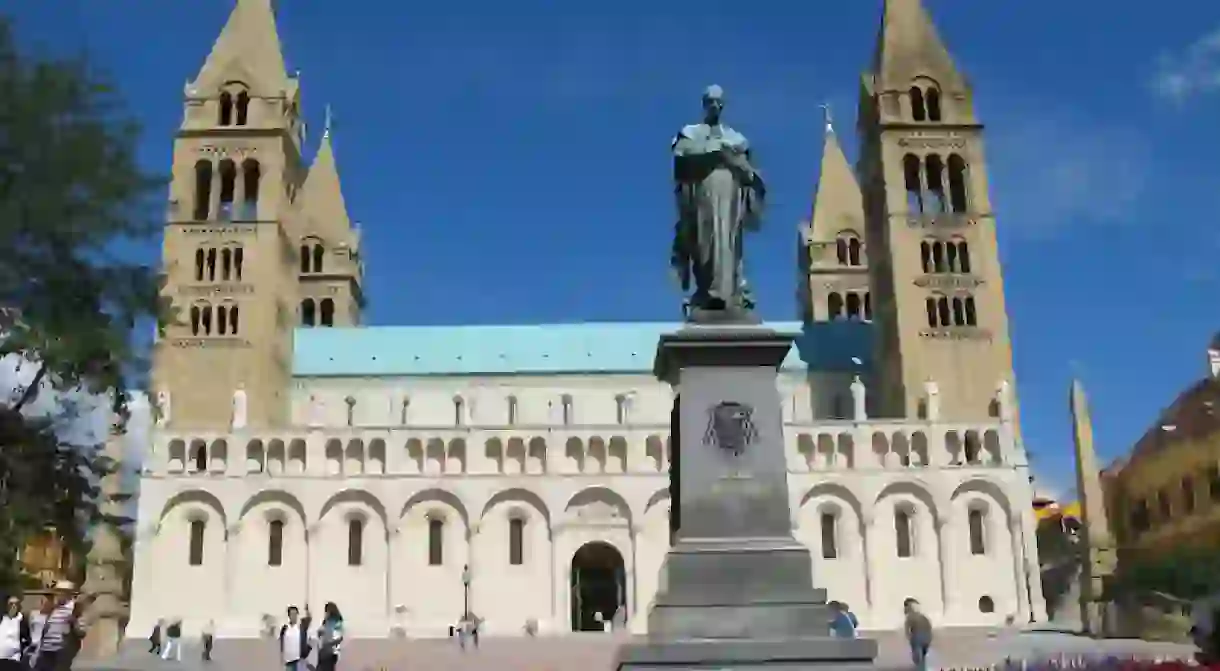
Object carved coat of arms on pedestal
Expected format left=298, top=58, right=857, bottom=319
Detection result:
left=702, top=401, right=757, bottom=456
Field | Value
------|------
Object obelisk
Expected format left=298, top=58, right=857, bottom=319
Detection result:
left=1070, top=378, right=1116, bottom=636
left=79, top=411, right=130, bottom=659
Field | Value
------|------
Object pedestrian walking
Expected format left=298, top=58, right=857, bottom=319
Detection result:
left=903, top=598, right=933, bottom=671
left=315, top=602, right=344, bottom=671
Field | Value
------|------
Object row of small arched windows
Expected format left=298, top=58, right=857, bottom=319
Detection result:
left=827, top=292, right=872, bottom=321
left=835, top=236, right=864, bottom=267
left=193, top=159, right=261, bottom=222
left=817, top=507, right=987, bottom=560
left=187, top=515, right=528, bottom=568
left=194, top=247, right=245, bottom=283
left=925, top=295, right=977, bottom=328
left=301, top=298, right=336, bottom=327
left=217, top=90, right=250, bottom=127
left=902, top=153, right=968, bottom=215
left=909, top=85, right=944, bottom=123
left=920, top=240, right=971, bottom=275
left=300, top=244, right=325, bottom=274
left=189, top=303, right=240, bottom=336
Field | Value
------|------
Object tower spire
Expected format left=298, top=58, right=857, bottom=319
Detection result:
left=872, top=0, right=966, bottom=91
left=819, top=103, right=834, bottom=135
left=1069, top=377, right=1116, bottom=634
left=192, top=0, right=291, bottom=93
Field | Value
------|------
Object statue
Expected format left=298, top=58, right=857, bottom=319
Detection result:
left=671, top=85, right=766, bottom=318
left=155, top=389, right=171, bottom=427
left=308, top=394, right=324, bottom=428
left=232, top=385, right=248, bottom=429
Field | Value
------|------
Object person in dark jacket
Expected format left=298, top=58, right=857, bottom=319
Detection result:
left=0, top=596, right=31, bottom=669
left=277, top=605, right=312, bottom=671
left=903, top=598, right=933, bottom=671
left=148, top=620, right=162, bottom=655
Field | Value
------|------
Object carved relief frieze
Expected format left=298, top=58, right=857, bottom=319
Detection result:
left=197, top=144, right=258, bottom=160
left=905, top=214, right=977, bottom=230
left=170, top=337, right=253, bottom=349
left=896, top=131, right=967, bottom=151
left=913, top=276, right=984, bottom=291
left=819, top=280, right=869, bottom=292
left=918, top=328, right=993, bottom=342
left=177, top=283, right=255, bottom=297
left=561, top=501, right=626, bottom=528
left=179, top=224, right=259, bottom=237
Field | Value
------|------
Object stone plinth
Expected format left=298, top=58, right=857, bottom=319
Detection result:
left=615, top=324, right=878, bottom=670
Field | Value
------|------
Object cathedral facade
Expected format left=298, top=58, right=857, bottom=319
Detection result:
left=127, top=0, right=1047, bottom=639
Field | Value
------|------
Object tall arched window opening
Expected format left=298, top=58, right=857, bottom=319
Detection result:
left=301, top=299, right=316, bottom=327
left=240, top=159, right=260, bottom=220
left=190, top=306, right=202, bottom=335
left=189, top=519, right=206, bottom=566
left=218, top=92, right=233, bottom=127
left=509, top=517, right=525, bottom=566
left=947, top=154, right=969, bottom=213
left=233, top=247, right=244, bottom=280
left=300, top=245, right=311, bottom=273
left=268, top=520, right=284, bottom=566
left=235, top=91, right=250, bottom=126
left=828, top=292, right=844, bottom=320
left=909, top=87, right=927, bottom=122
left=228, top=306, right=240, bottom=334
left=347, top=518, right=364, bottom=566
left=968, top=509, right=986, bottom=555
left=926, top=87, right=943, bottom=122
left=216, top=305, right=228, bottom=335
left=836, top=238, right=848, bottom=265
left=895, top=510, right=914, bottom=558
left=199, top=305, right=213, bottom=335
left=428, top=518, right=444, bottom=566
left=195, top=249, right=206, bottom=281
left=846, top=293, right=862, bottom=320
left=193, top=161, right=212, bottom=221
left=312, top=245, right=325, bottom=273
left=847, top=237, right=862, bottom=266
left=820, top=512, right=838, bottom=559
left=217, top=160, right=237, bottom=220
left=925, top=154, right=947, bottom=213
left=319, top=299, right=335, bottom=327
left=903, top=155, right=923, bottom=213
left=221, top=248, right=232, bottom=281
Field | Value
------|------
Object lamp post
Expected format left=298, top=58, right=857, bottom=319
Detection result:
left=461, top=564, right=471, bottom=620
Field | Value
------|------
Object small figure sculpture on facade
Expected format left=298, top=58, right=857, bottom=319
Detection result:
left=232, top=384, right=248, bottom=429
left=155, top=389, right=171, bottom=428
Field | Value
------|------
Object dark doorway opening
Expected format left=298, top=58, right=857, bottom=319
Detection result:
left=570, top=541, right=626, bottom=632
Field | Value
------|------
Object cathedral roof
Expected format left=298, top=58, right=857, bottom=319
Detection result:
left=292, top=321, right=873, bottom=377
left=870, top=0, right=967, bottom=92
left=807, top=125, right=864, bottom=240
left=192, top=0, right=292, bottom=95
left=1129, top=377, right=1220, bottom=461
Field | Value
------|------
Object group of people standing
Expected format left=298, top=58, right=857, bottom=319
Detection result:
left=149, top=602, right=346, bottom=670
left=0, top=580, right=92, bottom=671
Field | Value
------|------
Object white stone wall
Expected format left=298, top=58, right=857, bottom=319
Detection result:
left=129, top=390, right=1047, bottom=639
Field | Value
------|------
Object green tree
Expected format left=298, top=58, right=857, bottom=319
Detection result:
left=0, top=16, right=162, bottom=592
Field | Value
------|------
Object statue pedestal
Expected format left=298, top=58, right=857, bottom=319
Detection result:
left=614, top=324, right=877, bottom=670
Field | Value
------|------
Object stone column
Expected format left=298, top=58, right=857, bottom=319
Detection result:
left=385, top=527, right=396, bottom=628
left=1008, top=513, right=1029, bottom=621
left=861, top=510, right=877, bottom=613
left=936, top=513, right=956, bottom=620
left=209, top=164, right=222, bottom=221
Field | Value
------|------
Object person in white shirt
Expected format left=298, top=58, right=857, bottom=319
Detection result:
left=0, top=596, right=32, bottom=669
left=277, top=605, right=312, bottom=671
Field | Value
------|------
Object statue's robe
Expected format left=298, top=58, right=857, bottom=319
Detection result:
left=672, top=123, right=765, bottom=308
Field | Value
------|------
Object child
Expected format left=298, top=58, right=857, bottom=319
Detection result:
left=829, top=601, right=857, bottom=639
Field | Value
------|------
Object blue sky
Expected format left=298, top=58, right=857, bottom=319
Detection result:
left=8, top=0, right=1220, bottom=498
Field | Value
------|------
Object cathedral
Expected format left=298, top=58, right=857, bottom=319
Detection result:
left=127, top=0, right=1047, bottom=639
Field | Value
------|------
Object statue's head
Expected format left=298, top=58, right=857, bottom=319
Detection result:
left=702, top=85, right=724, bottom=124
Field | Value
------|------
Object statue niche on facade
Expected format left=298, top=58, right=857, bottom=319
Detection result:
left=671, top=85, right=766, bottom=320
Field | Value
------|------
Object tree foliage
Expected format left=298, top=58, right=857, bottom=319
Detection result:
left=1114, top=548, right=1220, bottom=600
left=0, top=16, right=158, bottom=591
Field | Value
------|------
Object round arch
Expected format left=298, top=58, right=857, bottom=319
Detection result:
left=480, top=487, right=551, bottom=528
left=317, top=489, right=388, bottom=529
left=570, top=540, right=627, bottom=632
left=158, top=490, right=228, bottom=528
left=401, top=488, right=470, bottom=531
left=238, top=490, right=307, bottom=524
left=564, top=486, right=632, bottom=525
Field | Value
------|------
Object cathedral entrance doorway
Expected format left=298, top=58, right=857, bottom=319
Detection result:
left=570, top=541, right=625, bottom=632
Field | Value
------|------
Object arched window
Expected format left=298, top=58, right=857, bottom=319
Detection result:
left=312, top=244, right=325, bottom=273
left=847, top=237, right=862, bottom=266
left=561, top=394, right=573, bottom=425
left=920, top=241, right=932, bottom=273
left=193, top=443, right=208, bottom=472
left=820, top=512, right=838, bottom=559
left=507, top=395, right=518, bottom=425
left=952, top=297, right=965, bottom=326
left=978, top=596, right=995, bottom=613
left=235, top=91, right=250, bottom=126
left=956, top=241, right=971, bottom=273
left=193, top=161, right=213, bottom=221
left=200, top=304, right=213, bottom=336
left=863, top=292, right=873, bottom=321
left=947, top=154, right=969, bottom=213
left=233, top=247, right=244, bottom=281
left=268, top=519, right=284, bottom=566
left=964, top=296, right=978, bottom=326
left=221, top=248, right=232, bottom=281
left=968, top=508, right=986, bottom=555
left=835, top=238, right=848, bottom=265
left=299, top=245, right=311, bottom=273
left=909, top=86, right=927, bottom=122
left=217, top=160, right=237, bottom=221
left=903, top=154, right=923, bottom=213
left=937, top=297, right=950, bottom=327
left=428, top=518, right=444, bottom=566
left=218, top=92, right=233, bottom=127
left=216, top=305, right=228, bottom=335
left=195, top=249, right=206, bottom=281
left=347, top=518, right=364, bottom=566
left=926, top=87, right=943, bottom=122
left=964, top=432, right=982, bottom=463
left=228, top=305, right=240, bottom=334
left=931, top=241, right=946, bottom=273
left=509, top=517, right=525, bottom=566
left=845, top=293, right=862, bottom=320
left=206, top=248, right=217, bottom=281
left=301, top=298, right=316, bottom=327
left=240, top=159, right=260, bottom=220
left=895, top=509, right=914, bottom=558
left=319, top=298, right=335, bottom=327
left=925, top=154, right=946, bottom=213
left=925, top=298, right=937, bottom=328
left=190, top=305, right=202, bottom=335
left=828, top=292, right=844, bottom=320
left=189, top=519, right=206, bottom=566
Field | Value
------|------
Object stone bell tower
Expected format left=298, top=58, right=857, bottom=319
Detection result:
left=856, top=0, right=1018, bottom=423
left=152, top=0, right=304, bottom=430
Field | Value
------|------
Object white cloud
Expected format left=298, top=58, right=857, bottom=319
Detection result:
left=1153, top=26, right=1220, bottom=103
left=984, top=111, right=1150, bottom=239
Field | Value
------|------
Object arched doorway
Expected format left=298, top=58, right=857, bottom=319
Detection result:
left=570, top=541, right=626, bottom=632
